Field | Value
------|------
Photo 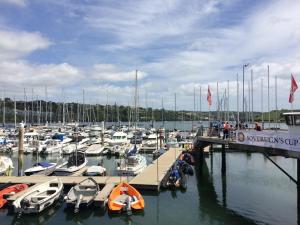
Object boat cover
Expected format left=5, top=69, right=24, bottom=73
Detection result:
left=36, top=161, right=52, bottom=168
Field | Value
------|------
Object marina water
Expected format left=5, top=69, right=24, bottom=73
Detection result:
left=0, top=151, right=297, bottom=225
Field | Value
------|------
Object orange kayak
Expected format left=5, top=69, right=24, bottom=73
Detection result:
left=0, top=184, right=28, bottom=208
left=108, top=182, right=144, bottom=211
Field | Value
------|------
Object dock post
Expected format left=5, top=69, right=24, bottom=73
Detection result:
left=198, top=147, right=204, bottom=175
left=18, top=122, right=24, bottom=176
left=221, top=144, right=226, bottom=174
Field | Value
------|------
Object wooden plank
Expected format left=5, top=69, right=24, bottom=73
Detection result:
left=94, top=183, right=115, bottom=207
left=130, top=148, right=183, bottom=189
left=0, top=176, right=133, bottom=186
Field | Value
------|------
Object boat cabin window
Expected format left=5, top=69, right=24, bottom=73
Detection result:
left=127, top=158, right=137, bottom=166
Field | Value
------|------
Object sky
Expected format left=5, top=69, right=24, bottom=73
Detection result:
left=0, top=0, right=300, bottom=111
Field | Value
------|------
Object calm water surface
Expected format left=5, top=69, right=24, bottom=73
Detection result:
left=0, top=150, right=297, bottom=225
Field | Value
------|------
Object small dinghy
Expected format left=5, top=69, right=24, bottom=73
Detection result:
left=178, top=160, right=194, bottom=176
left=65, top=177, right=99, bottom=213
left=13, top=178, right=63, bottom=214
left=0, top=184, right=28, bottom=208
left=24, top=161, right=57, bottom=176
left=162, top=163, right=187, bottom=190
left=108, top=182, right=144, bottom=213
left=84, top=165, right=106, bottom=176
left=179, top=152, right=195, bottom=165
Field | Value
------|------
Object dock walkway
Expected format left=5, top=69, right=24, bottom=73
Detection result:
left=0, top=147, right=184, bottom=191
left=130, top=148, right=183, bottom=190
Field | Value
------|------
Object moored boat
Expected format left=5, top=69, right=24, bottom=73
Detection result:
left=13, top=178, right=63, bottom=214
left=54, top=151, right=87, bottom=174
left=108, top=182, right=144, bottom=212
left=84, top=165, right=106, bottom=176
left=116, top=154, right=147, bottom=176
left=64, top=177, right=99, bottom=213
left=24, top=161, right=57, bottom=176
left=0, top=156, right=14, bottom=176
left=0, top=184, right=28, bottom=208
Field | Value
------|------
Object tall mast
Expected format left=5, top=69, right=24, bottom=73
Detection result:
left=45, top=86, right=48, bottom=123
left=31, top=88, right=34, bottom=124
left=161, top=97, right=164, bottom=127
left=82, top=89, right=85, bottom=124
left=174, top=93, right=177, bottom=130
left=217, top=82, right=220, bottom=121
left=199, top=86, right=202, bottom=121
left=62, top=89, right=65, bottom=126
left=24, top=88, right=27, bottom=124
left=2, top=90, right=5, bottom=126
left=134, top=70, right=138, bottom=132
left=14, top=96, right=16, bottom=129
left=251, top=70, right=254, bottom=124
left=193, top=87, right=195, bottom=131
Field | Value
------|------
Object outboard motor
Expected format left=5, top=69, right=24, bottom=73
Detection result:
left=124, top=196, right=132, bottom=215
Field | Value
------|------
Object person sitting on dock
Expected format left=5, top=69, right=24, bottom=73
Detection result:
left=254, top=123, right=262, bottom=131
left=223, top=121, right=230, bottom=139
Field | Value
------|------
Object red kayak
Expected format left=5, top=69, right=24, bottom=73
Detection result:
left=0, top=184, right=28, bottom=208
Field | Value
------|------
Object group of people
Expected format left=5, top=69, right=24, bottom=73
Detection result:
left=222, top=121, right=262, bottom=140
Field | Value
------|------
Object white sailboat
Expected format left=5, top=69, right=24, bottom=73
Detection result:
left=55, top=151, right=88, bottom=173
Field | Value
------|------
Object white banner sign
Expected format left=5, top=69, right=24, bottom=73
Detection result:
left=236, top=130, right=300, bottom=152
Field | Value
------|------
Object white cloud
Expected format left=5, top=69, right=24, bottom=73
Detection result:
left=0, top=29, right=51, bottom=60
left=0, top=61, right=83, bottom=89
left=81, top=0, right=221, bottom=50
left=0, top=0, right=27, bottom=7
left=91, top=64, right=147, bottom=82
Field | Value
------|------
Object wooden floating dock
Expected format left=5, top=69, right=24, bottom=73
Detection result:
left=129, top=148, right=184, bottom=190
left=0, top=175, right=131, bottom=186
left=0, top=148, right=184, bottom=192
left=94, top=183, right=115, bottom=208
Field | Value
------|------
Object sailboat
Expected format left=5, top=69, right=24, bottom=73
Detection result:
left=55, top=151, right=87, bottom=174
left=115, top=70, right=147, bottom=176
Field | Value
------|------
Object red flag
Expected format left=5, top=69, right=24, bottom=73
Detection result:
left=207, top=85, right=212, bottom=106
left=289, top=74, right=298, bottom=103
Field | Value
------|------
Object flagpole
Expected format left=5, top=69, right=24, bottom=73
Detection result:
left=261, top=78, right=264, bottom=129
left=251, top=70, right=254, bottom=125
left=275, top=75, right=278, bottom=130
left=227, top=80, right=229, bottom=122
left=217, top=82, right=219, bottom=121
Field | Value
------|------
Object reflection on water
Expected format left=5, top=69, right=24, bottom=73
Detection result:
left=0, top=152, right=298, bottom=225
